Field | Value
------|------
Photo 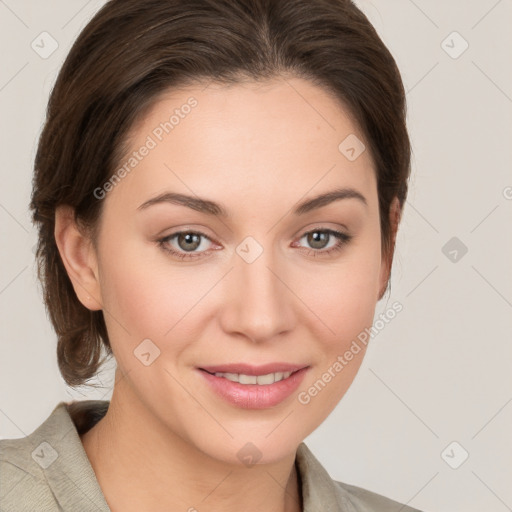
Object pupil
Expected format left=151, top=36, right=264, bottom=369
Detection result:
left=179, top=233, right=200, bottom=251
left=309, top=231, right=327, bottom=249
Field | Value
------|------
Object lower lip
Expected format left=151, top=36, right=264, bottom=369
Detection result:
left=197, top=367, right=309, bottom=409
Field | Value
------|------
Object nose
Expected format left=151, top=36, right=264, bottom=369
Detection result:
left=218, top=242, right=296, bottom=343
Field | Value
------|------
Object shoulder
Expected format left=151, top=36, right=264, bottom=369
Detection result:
left=0, top=426, right=59, bottom=510
left=1, top=400, right=110, bottom=512
left=334, top=479, right=424, bottom=512
left=295, top=442, right=425, bottom=512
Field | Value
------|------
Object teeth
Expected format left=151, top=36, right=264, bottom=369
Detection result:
left=213, top=371, right=293, bottom=385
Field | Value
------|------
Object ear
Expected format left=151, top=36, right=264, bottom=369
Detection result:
left=54, top=205, right=103, bottom=311
left=378, top=197, right=402, bottom=301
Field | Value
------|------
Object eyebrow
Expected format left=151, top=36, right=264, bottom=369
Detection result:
left=137, top=187, right=367, bottom=217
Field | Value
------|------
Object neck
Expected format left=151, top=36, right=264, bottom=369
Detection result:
left=79, top=381, right=303, bottom=512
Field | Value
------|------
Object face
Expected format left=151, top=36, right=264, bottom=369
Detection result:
left=80, top=77, right=391, bottom=465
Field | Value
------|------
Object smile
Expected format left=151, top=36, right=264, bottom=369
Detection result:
left=206, top=370, right=294, bottom=385
left=198, top=367, right=310, bottom=409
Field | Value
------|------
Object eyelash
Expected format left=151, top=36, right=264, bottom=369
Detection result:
left=157, top=228, right=353, bottom=261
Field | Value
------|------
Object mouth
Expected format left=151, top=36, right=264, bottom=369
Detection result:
left=197, top=364, right=310, bottom=409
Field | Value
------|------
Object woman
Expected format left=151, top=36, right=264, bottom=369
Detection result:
left=0, top=0, right=423, bottom=510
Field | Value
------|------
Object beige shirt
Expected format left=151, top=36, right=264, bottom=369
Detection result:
left=1, top=400, right=424, bottom=511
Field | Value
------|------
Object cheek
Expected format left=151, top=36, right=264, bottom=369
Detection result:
left=296, top=235, right=382, bottom=342
left=96, top=230, right=192, bottom=344
left=294, top=250, right=381, bottom=416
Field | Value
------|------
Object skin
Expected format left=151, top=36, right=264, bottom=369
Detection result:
left=55, top=76, right=400, bottom=512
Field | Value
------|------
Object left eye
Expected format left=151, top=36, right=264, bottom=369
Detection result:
left=294, top=228, right=352, bottom=255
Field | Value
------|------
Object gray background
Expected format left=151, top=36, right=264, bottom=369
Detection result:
left=1, top=1, right=511, bottom=511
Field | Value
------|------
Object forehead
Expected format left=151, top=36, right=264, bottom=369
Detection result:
left=106, top=77, right=377, bottom=213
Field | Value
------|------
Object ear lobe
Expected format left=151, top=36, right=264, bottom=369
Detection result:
left=378, top=197, right=402, bottom=300
left=54, top=205, right=103, bottom=311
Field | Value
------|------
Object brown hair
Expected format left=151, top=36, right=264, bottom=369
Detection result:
left=30, top=0, right=411, bottom=387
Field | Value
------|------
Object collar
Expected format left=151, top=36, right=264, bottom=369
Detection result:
left=27, top=400, right=350, bottom=511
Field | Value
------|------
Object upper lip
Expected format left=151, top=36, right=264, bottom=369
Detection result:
left=199, top=363, right=309, bottom=376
